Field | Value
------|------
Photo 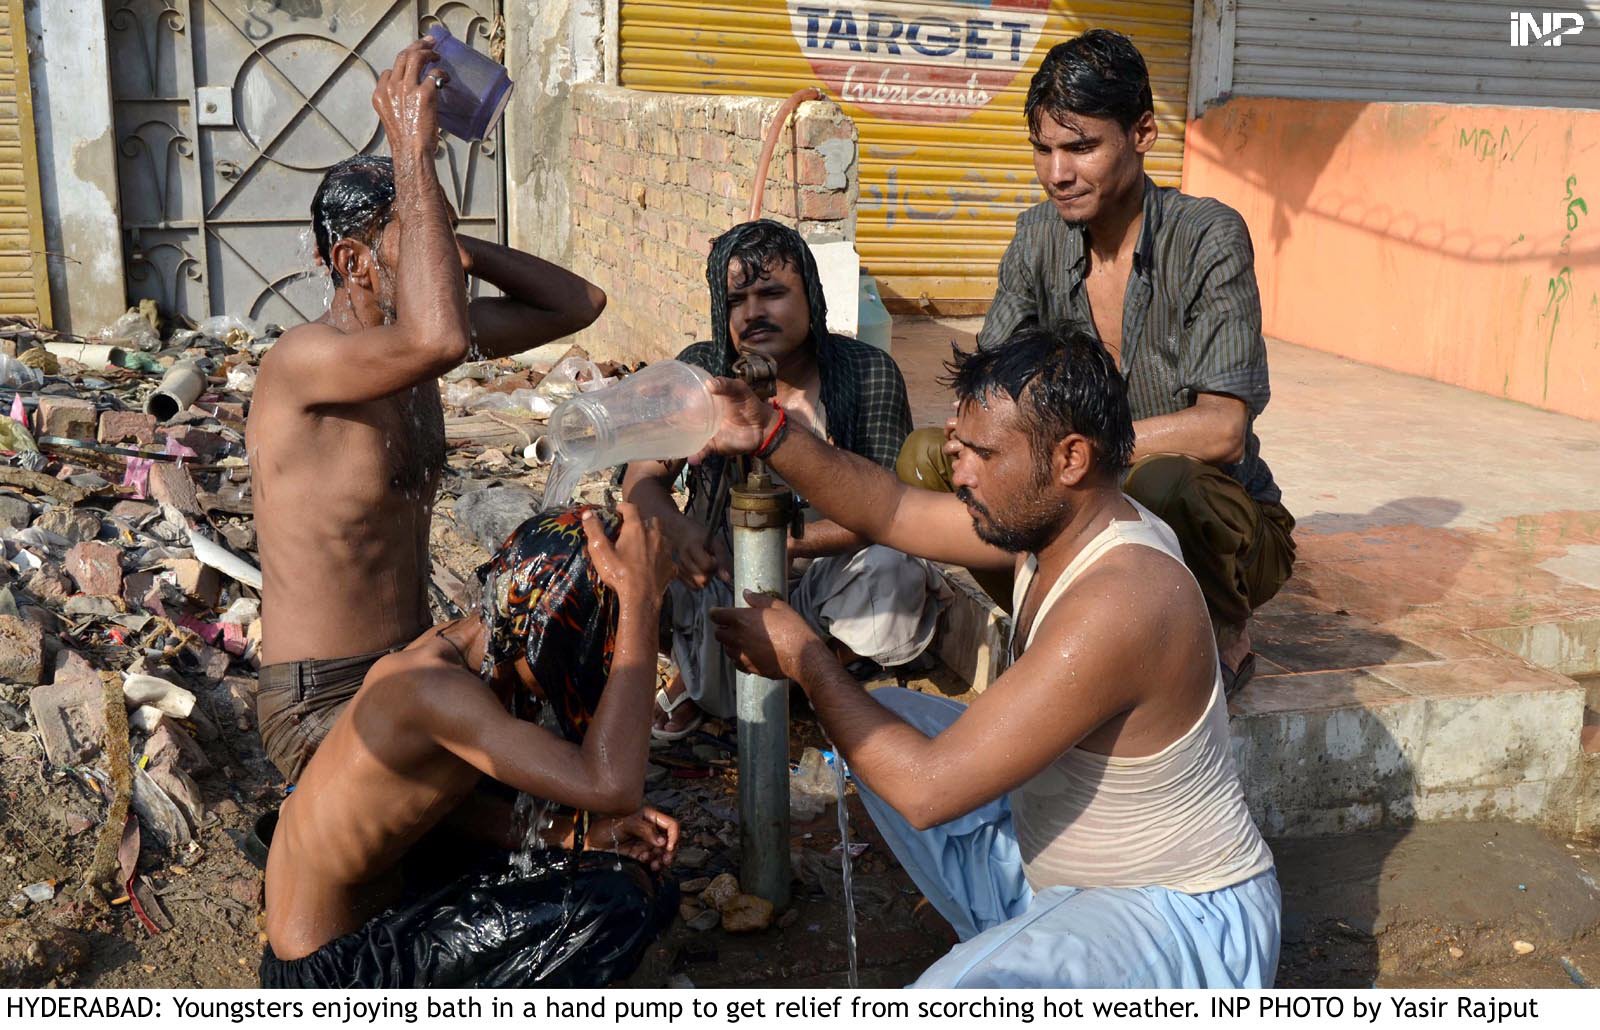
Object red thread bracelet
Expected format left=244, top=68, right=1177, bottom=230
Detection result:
left=756, top=401, right=787, bottom=457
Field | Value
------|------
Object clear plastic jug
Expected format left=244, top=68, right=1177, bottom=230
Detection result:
left=425, top=24, right=514, bottom=142
left=547, top=360, right=719, bottom=468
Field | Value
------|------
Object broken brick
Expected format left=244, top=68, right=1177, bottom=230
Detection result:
left=144, top=721, right=211, bottom=775
left=36, top=396, right=96, bottom=439
left=65, top=540, right=123, bottom=597
left=160, top=426, right=227, bottom=462
left=148, top=462, right=203, bottom=516
left=97, top=410, right=158, bottom=446
left=166, top=559, right=221, bottom=608
left=29, top=674, right=106, bottom=766
left=0, top=616, right=46, bottom=685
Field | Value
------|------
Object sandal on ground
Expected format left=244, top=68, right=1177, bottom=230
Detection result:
left=1221, top=652, right=1257, bottom=699
left=651, top=683, right=705, bottom=742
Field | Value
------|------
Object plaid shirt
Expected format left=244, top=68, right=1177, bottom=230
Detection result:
left=677, top=334, right=913, bottom=522
left=979, top=177, right=1281, bottom=505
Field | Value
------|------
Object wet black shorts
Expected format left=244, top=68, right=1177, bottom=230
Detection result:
left=260, top=851, right=675, bottom=988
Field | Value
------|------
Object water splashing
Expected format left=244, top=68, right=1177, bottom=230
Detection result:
left=296, top=227, right=334, bottom=313
left=833, top=750, right=859, bottom=988
left=539, top=454, right=586, bottom=511
left=510, top=792, right=557, bottom=876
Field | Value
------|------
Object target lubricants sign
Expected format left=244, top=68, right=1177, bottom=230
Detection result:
left=789, top=1, right=1050, bottom=122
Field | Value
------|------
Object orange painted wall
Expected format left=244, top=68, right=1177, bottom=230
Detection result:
left=1182, top=97, right=1599, bottom=421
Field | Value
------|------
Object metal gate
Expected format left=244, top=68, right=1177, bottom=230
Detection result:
left=108, top=0, right=504, bottom=328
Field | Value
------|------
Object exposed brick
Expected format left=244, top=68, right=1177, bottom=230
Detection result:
left=98, top=410, right=157, bottom=445
left=797, top=150, right=829, bottom=187
left=800, top=187, right=850, bottom=222
left=160, top=425, right=227, bottom=461
left=798, top=112, right=853, bottom=149
left=206, top=401, right=247, bottom=425
left=166, top=558, right=221, bottom=609
left=66, top=540, right=123, bottom=597
left=149, top=462, right=204, bottom=516
left=0, top=615, right=46, bottom=685
left=37, top=396, right=96, bottom=439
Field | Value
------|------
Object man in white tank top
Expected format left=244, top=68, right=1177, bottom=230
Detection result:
left=704, top=323, right=1280, bottom=988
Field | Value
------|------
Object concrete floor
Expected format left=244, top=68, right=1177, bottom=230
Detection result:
left=891, top=318, right=1600, bottom=839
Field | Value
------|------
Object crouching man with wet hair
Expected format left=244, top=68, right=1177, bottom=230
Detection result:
left=260, top=504, right=677, bottom=989
left=705, top=323, right=1280, bottom=988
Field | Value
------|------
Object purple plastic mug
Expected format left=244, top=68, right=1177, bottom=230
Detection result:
left=423, top=24, right=514, bottom=142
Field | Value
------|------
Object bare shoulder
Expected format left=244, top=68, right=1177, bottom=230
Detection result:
left=1035, top=543, right=1208, bottom=656
left=257, top=322, right=343, bottom=384
left=367, top=648, right=499, bottom=725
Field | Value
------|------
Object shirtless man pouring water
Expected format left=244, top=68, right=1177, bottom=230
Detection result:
left=247, top=37, right=607, bottom=781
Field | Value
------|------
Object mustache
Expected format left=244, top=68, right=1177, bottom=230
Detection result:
left=741, top=319, right=782, bottom=338
left=955, top=486, right=990, bottom=520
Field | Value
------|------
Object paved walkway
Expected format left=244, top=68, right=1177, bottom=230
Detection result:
left=892, top=318, right=1600, bottom=836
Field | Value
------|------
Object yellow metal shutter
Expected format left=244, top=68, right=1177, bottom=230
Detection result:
left=619, top=1, right=1191, bottom=315
left=0, top=0, right=49, bottom=322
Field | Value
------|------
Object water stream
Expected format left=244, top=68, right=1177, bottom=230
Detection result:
left=510, top=792, right=556, bottom=877
left=833, top=751, right=859, bottom=989
left=539, top=454, right=587, bottom=511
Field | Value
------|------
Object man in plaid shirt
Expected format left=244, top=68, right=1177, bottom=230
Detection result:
left=623, top=220, right=949, bottom=739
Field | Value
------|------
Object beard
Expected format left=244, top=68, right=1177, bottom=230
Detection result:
left=957, top=485, right=1069, bottom=555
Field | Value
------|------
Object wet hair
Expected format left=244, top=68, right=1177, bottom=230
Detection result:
left=477, top=504, right=619, bottom=743
left=311, top=155, right=397, bottom=286
left=702, top=219, right=829, bottom=378
left=1026, top=29, right=1154, bottom=135
left=941, top=322, right=1135, bottom=480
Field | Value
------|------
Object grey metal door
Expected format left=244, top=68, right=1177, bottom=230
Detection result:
left=108, top=0, right=504, bottom=327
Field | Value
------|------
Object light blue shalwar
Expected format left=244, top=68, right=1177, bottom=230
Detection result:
left=857, top=687, right=1282, bottom=989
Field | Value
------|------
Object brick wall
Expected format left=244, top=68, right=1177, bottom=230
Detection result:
left=566, top=84, right=858, bottom=364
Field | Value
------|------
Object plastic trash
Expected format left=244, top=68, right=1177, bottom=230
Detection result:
left=0, top=417, right=38, bottom=454
left=0, top=353, right=44, bottom=388
left=186, top=527, right=264, bottom=590
left=43, top=343, right=125, bottom=370
left=857, top=272, right=892, bottom=354
left=122, top=672, right=196, bottom=719
left=196, top=314, right=262, bottom=344
left=95, top=311, right=160, bottom=352
left=21, top=881, right=55, bottom=903
left=119, top=351, right=163, bottom=373
left=425, top=24, right=514, bottom=142
left=544, top=360, right=718, bottom=469
left=535, top=356, right=604, bottom=403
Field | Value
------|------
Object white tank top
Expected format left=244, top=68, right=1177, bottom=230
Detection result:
left=1007, top=500, right=1274, bottom=894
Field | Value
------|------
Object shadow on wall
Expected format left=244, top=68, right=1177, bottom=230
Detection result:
left=1185, top=98, right=1369, bottom=258
left=1186, top=99, right=1600, bottom=268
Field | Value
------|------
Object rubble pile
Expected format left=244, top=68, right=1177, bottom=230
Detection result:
left=0, top=311, right=275, bottom=985
left=0, top=314, right=944, bottom=986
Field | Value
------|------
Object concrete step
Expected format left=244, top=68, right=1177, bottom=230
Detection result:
left=1231, top=658, right=1591, bottom=837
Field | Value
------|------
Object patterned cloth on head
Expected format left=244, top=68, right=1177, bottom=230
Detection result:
left=477, top=504, right=619, bottom=745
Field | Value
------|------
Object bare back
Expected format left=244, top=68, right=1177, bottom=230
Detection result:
left=263, top=639, right=482, bottom=958
left=248, top=322, right=446, bottom=665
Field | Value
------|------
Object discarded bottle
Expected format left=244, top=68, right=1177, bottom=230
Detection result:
left=425, top=24, right=514, bottom=142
